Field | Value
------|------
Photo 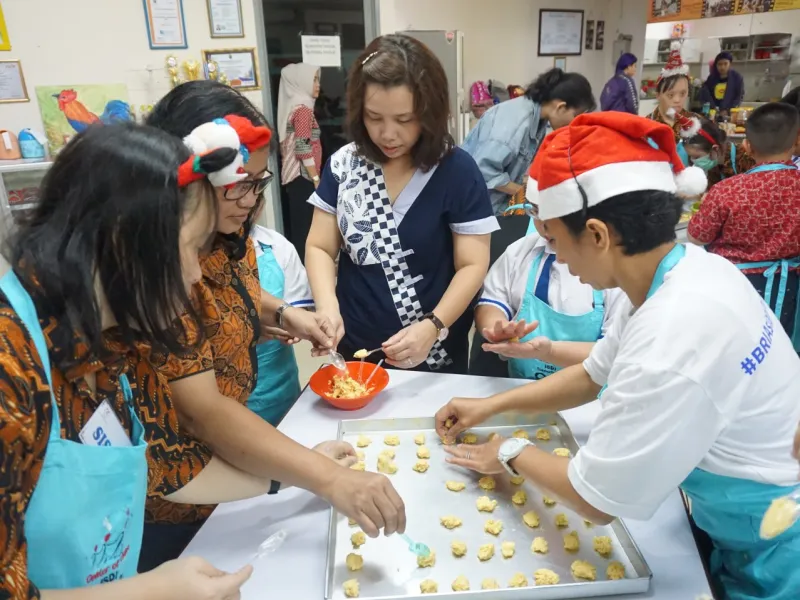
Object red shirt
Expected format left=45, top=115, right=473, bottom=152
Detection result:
left=687, top=162, right=800, bottom=273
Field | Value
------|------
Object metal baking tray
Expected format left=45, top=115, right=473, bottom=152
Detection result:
left=324, top=414, right=652, bottom=600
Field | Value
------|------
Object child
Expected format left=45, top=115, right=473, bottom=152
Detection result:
left=688, top=102, right=800, bottom=349
left=682, top=117, right=755, bottom=186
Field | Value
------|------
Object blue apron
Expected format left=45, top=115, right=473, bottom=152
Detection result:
left=0, top=270, right=148, bottom=589
left=249, top=242, right=301, bottom=425
left=730, top=163, right=800, bottom=351
left=508, top=250, right=604, bottom=380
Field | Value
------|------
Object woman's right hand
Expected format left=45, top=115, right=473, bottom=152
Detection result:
left=150, top=557, right=253, bottom=600
left=310, top=307, right=345, bottom=357
left=435, top=397, right=498, bottom=443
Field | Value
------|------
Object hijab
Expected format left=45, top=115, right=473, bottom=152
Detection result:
left=277, top=63, right=318, bottom=142
left=615, top=53, right=637, bottom=74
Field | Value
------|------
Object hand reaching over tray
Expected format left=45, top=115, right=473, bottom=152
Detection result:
left=435, top=397, right=496, bottom=443
left=443, top=437, right=506, bottom=474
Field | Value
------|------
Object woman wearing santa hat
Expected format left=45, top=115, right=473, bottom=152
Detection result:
left=435, top=112, right=800, bottom=599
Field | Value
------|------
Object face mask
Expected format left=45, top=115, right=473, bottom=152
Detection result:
left=692, top=155, right=718, bottom=171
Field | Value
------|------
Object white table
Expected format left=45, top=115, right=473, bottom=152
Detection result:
left=182, top=371, right=712, bottom=599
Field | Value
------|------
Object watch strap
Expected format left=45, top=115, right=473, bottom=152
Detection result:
left=275, top=302, right=291, bottom=328
left=268, top=480, right=282, bottom=495
left=423, top=312, right=445, bottom=333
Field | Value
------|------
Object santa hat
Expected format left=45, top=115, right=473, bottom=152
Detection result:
left=661, top=40, right=690, bottom=80
left=667, top=107, right=701, bottom=138
left=526, top=112, right=707, bottom=221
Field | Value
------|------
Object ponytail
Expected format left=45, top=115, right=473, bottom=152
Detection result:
left=525, top=68, right=596, bottom=112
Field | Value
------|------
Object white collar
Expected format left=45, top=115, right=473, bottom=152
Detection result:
left=529, top=231, right=555, bottom=255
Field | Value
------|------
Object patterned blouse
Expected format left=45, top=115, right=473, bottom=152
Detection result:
left=280, top=105, right=322, bottom=186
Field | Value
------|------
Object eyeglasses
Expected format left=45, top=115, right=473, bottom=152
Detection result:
left=223, top=172, right=274, bottom=201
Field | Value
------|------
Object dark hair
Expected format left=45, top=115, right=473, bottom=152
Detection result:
left=347, top=34, right=453, bottom=171
left=656, top=74, right=689, bottom=94
left=780, top=86, right=800, bottom=111
left=685, top=117, right=727, bottom=151
left=560, top=190, right=682, bottom=256
left=745, top=102, right=800, bottom=156
left=715, top=51, right=734, bottom=65
left=8, top=123, right=224, bottom=355
left=525, top=69, right=596, bottom=112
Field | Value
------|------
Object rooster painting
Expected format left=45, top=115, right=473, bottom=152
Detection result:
left=52, top=89, right=131, bottom=133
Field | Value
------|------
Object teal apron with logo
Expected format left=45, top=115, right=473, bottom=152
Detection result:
left=249, top=242, right=301, bottom=425
left=508, top=251, right=604, bottom=380
left=0, top=270, right=148, bottom=589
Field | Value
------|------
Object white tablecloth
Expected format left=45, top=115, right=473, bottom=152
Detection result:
left=182, top=371, right=712, bottom=599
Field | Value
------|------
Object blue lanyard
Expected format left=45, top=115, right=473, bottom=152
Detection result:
left=744, top=163, right=797, bottom=175
left=646, top=244, right=687, bottom=300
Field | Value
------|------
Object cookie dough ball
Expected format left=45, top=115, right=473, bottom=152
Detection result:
left=555, top=513, right=569, bottom=528
left=534, top=569, right=560, bottom=586
left=441, top=418, right=456, bottom=445
left=461, top=432, right=478, bottom=444
left=487, top=432, right=501, bottom=442
left=553, top=447, right=571, bottom=457
left=531, top=537, right=549, bottom=554
left=412, top=460, right=429, bottom=473
left=417, top=550, right=436, bottom=568
left=542, top=495, right=557, bottom=507
left=356, top=450, right=365, bottom=460
left=476, top=496, right=498, bottom=513
left=416, top=446, right=431, bottom=459
left=501, top=541, right=515, bottom=558
left=350, top=461, right=366, bottom=471
left=348, top=518, right=357, bottom=526
left=356, top=435, right=371, bottom=448
left=478, top=476, right=496, bottom=491
left=510, top=475, right=525, bottom=485
left=607, top=561, right=626, bottom=580
left=384, top=434, right=400, bottom=446
left=420, top=579, right=438, bottom=594
left=564, top=531, right=580, bottom=553
left=484, top=519, right=503, bottom=536
left=481, top=578, right=500, bottom=590
left=440, top=515, right=463, bottom=529
left=351, top=531, right=366, bottom=548
left=379, top=448, right=396, bottom=459
left=377, top=454, right=397, bottom=474
left=445, top=480, right=466, bottom=492
left=536, top=428, right=551, bottom=441
left=346, top=553, right=364, bottom=571
left=414, top=433, right=426, bottom=445
left=523, top=510, right=540, bottom=528
left=508, top=573, right=528, bottom=588
left=512, top=429, right=529, bottom=440
left=343, top=579, right=360, bottom=598
left=477, top=543, right=495, bottom=561
left=593, top=535, right=613, bottom=558
left=571, top=559, right=597, bottom=581
left=512, top=490, right=527, bottom=506
left=451, top=576, right=470, bottom=592
left=451, top=540, right=467, bottom=557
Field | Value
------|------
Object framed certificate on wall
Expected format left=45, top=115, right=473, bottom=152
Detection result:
left=538, top=9, right=584, bottom=57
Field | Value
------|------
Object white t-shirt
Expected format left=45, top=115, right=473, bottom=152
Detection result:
left=250, top=225, right=314, bottom=308
left=478, top=233, right=627, bottom=335
left=569, top=244, right=800, bottom=521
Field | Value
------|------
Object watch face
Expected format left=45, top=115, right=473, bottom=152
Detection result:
left=499, top=437, right=526, bottom=459
left=438, top=327, right=449, bottom=342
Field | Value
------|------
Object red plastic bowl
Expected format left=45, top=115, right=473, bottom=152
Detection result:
left=309, top=361, right=390, bottom=410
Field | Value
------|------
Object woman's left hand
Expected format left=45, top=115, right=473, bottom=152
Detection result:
left=313, top=440, right=358, bottom=468
left=260, top=325, right=301, bottom=345
left=483, top=336, right=553, bottom=360
left=382, top=320, right=438, bottom=369
left=443, top=438, right=506, bottom=474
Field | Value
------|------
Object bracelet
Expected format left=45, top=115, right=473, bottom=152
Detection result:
left=275, top=302, right=292, bottom=328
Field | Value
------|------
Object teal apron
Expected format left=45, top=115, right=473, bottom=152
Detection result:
left=0, top=270, right=148, bottom=589
left=508, top=251, right=604, bottom=380
left=249, top=242, right=301, bottom=425
left=729, top=163, right=800, bottom=351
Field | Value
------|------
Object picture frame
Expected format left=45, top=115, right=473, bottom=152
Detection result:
left=538, top=9, right=584, bottom=57
left=0, top=4, right=11, bottom=51
left=595, top=20, right=605, bottom=51
left=553, top=56, right=567, bottom=71
left=585, top=20, right=595, bottom=51
left=0, top=60, right=28, bottom=103
left=203, top=48, right=259, bottom=91
left=142, top=0, right=188, bottom=50
left=207, top=0, right=244, bottom=38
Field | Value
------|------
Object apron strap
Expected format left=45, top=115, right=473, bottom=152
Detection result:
left=730, top=143, right=737, bottom=175
left=591, top=289, right=605, bottom=310
left=534, top=253, right=556, bottom=305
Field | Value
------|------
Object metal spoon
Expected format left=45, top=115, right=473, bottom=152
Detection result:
left=759, top=491, right=800, bottom=540
left=329, top=349, right=347, bottom=371
left=399, top=532, right=430, bottom=557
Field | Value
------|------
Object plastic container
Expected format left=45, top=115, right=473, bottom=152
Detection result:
left=309, top=361, right=389, bottom=410
left=18, top=129, right=46, bottom=159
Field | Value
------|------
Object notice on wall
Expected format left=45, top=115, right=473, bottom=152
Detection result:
left=301, top=35, right=342, bottom=68
left=648, top=0, right=800, bottom=23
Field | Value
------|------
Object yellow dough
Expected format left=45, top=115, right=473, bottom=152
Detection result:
left=564, top=531, right=580, bottom=553
left=346, top=553, right=364, bottom=571
left=379, top=448, right=396, bottom=459
left=534, top=569, right=560, bottom=586
left=542, top=495, right=557, bottom=507
left=414, top=433, right=426, bottom=445
left=481, top=578, right=500, bottom=590
left=511, top=490, right=527, bottom=506
left=531, top=537, right=549, bottom=554
left=553, top=447, right=571, bottom=457
left=350, top=461, right=365, bottom=471
left=451, top=540, right=467, bottom=557
left=510, top=475, right=525, bottom=485
left=343, top=579, right=359, bottom=598
left=417, top=550, right=436, bottom=568
left=441, top=515, right=463, bottom=529
left=356, top=435, right=371, bottom=448
left=484, top=519, right=503, bottom=536
left=461, top=433, right=478, bottom=444
left=476, top=496, right=498, bottom=512
left=356, top=451, right=365, bottom=460
left=445, top=480, right=466, bottom=492
left=607, top=561, right=626, bottom=580
left=508, top=573, right=528, bottom=588
left=420, top=579, right=438, bottom=594
left=478, top=476, right=496, bottom=491
left=571, top=559, right=597, bottom=581
left=348, top=518, right=357, bottom=526
left=384, top=434, right=400, bottom=446
left=555, top=513, right=569, bottom=528
left=416, top=446, right=431, bottom=459
left=761, top=497, right=798, bottom=539
left=512, top=429, right=529, bottom=440
left=377, top=454, right=397, bottom=474
left=487, top=432, right=501, bottom=442
left=593, top=535, right=613, bottom=558
left=501, top=541, right=515, bottom=558
left=536, top=428, right=551, bottom=441
left=584, top=519, right=594, bottom=528
left=412, top=460, right=429, bottom=473
left=451, top=576, right=470, bottom=592
left=523, top=510, right=540, bottom=528
left=351, top=531, right=366, bottom=548
left=442, top=418, right=456, bottom=445
left=477, top=543, right=495, bottom=561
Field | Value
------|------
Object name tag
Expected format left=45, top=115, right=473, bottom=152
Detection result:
left=79, top=400, right=132, bottom=448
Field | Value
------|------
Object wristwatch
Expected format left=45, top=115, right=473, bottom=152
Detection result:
left=275, top=302, right=292, bottom=327
left=497, top=438, right=534, bottom=477
left=422, top=312, right=449, bottom=342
